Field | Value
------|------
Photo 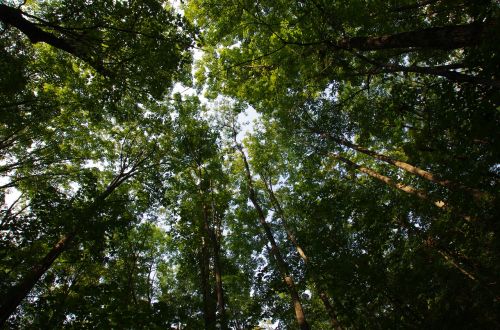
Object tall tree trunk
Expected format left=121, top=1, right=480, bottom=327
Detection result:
left=331, top=153, right=476, bottom=222
left=262, top=177, right=343, bottom=330
left=198, top=167, right=226, bottom=329
left=337, top=20, right=495, bottom=50
left=332, top=153, right=446, bottom=208
left=212, top=237, right=226, bottom=330
left=331, top=136, right=488, bottom=201
left=202, top=203, right=227, bottom=329
left=0, top=163, right=142, bottom=325
left=318, top=292, right=343, bottom=330
left=235, top=143, right=310, bottom=330
left=211, top=215, right=227, bottom=330
left=199, top=212, right=217, bottom=330
left=200, top=239, right=217, bottom=329
left=0, top=232, right=75, bottom=325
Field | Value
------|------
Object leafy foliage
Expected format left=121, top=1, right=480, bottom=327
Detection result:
left=1, top=0, right=499, bottom=329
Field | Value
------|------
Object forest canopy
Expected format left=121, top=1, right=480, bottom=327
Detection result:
left=0, top=0, right=499, bottom=329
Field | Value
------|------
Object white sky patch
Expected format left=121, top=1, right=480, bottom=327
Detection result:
left=171, top=47, right=204, bottom=96
left=303, top=289, right=312, bottom=300
left=170, top=0, right=184, bottom=15
left=171, top=82, right=197, bottom=97
left=258, top=319, right=279, bottom=329
left=1, top=185, right=22, bottom=209
left=236, top=106, right=260, bottom=143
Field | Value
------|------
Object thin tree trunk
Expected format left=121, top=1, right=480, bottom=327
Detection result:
left=332, top=153, right=479, bottom=222
left=262, top=177, right=343, bottom=330
left=213, top=238, right=226, bottom=330
left=146, top=263, right=154, bottom=305
left=200, top=243, right=216, bottom=329
left=396, top=216, right=478, bottom=282
left=332, top=153, right=446, bottom=208
left=337, top=20, right=495, bottom=50
left=235, top=143, right=310, bottom=330
left=202, top=203, right=227, bottom=329
left=211, top=210, right=227, bottom=330
left=318, top=292, right=343, bottom=330
left=331, top=136, right=488, bottom=201
left=127, top=253, right=139, bottom=306
left=199, top=216, right=217, bottom=330
left=198, top=167, right=226, bottom=329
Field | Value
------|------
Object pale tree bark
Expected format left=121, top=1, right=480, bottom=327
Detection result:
left=332, top=153, right=446, bottom=208
left=330, top=135, right=489, bottom=201
left=330, top=153, right=476, bottom=222
left=234, top=140, right=310, bottom=330
left=329, top=153, right=482, bottom=281
left=262, top=176, right=343, bottom=330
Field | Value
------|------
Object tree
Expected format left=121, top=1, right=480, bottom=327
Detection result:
left=245, top=128, right=343, bottom=329
left=162, top=95, right=232, bottom=328
left=0, top=107, right=173, bottom=325
left=0, top=0, right=193, bottom=99
left=222, top=111, right=310, bottom=330
left=1, top=0, right=499, bottom=328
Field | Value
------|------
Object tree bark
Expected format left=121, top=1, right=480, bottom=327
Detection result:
left=0, top=4, right=106, bottom=74
left=202, top=203, right=227, bottom=329
left=337, top=21, right=495, bottom=51
left=198, top=201, right=217, bottom=330
left=198, top=167, right=226, bottom=330
left=213, top=238, right=227, bottom=330
left=0, top=232, right=75, bottom=325
left=235, top=143, right=310, bottom=330
left=262, top=177, right=343, bottom=330
left=330, top=136, right=488, bottom=201
left=333, top=153, right=446, bottom=208
left=373, top=63, right=500, bottom=88
left=212, top=223, right=227, bottom=329
left=331, top=153, right=477, bottom=222
left=319, top=292, right=343, bottom=330
left=0, top=4, right=75, bottom=52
